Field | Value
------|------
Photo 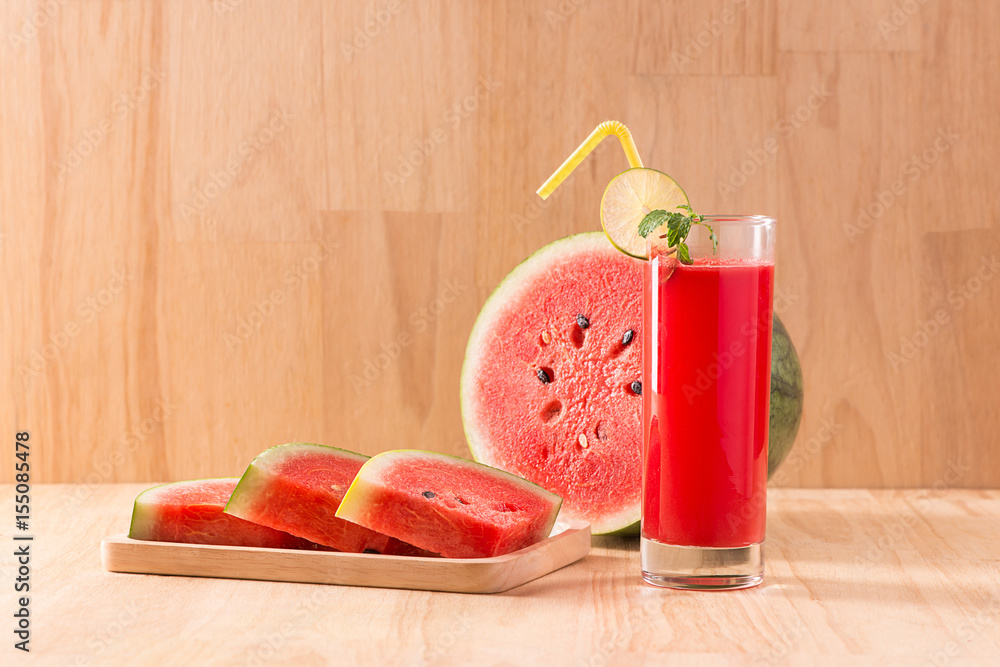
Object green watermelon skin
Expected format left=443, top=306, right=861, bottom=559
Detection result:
left=767, top=315, right=804, bottom=478
left=461, top=232, right=804, bottom=536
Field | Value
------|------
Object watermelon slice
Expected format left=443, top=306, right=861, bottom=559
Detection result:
left=461, top=232, right=804, bottom=535
left=336, top=450, right=562, bottom=558
left=128, top=478, right=327, bottom=550
left=224, top=443, right=426, bottom=555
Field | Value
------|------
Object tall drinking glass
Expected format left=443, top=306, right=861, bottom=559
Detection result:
left=641, top=216, right=775, bottom=590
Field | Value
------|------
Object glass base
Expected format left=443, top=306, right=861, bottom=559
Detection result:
left=640, top=538, right=764, bottom=590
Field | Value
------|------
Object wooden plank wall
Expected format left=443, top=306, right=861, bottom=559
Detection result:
left=2, top=1, right=997, bottom=487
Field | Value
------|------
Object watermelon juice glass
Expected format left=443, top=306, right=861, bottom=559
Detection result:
left=641, top=215, right=775, bottom=590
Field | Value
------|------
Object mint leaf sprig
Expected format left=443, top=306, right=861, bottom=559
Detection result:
left=638, top=204, right=717, bottom=265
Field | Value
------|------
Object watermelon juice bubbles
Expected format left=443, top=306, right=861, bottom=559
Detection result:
left=641, top=215, right=775, bottom=590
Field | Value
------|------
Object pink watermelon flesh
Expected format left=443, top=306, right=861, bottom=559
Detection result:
left=336, top=450, right=562, bottom=559
left=128, top=478, right=328, bottom=550
left=462, top=233, right=642, bottom=534
left=224, top=443, right=431, bottom=556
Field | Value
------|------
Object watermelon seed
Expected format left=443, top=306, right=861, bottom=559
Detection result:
left=540, top=331, right=552, bottom=345
left=541, top=400, right=562, bottom=422
left=578, top=434, right=589, bottom=448
left=363, top=549, right=380, bottom=554
left=454, top=496, right=468, bottom=505
left=422, top=491, right=436, bottom=499
left=630, top=381, right=642, bottom=396
left=576, top=314, right=590, bottom=329
left=622, top=329, right=635, bottom=346
left=536, top=367, right=553, bottom=384
left=595, top=422, right=608, bottom=440
left=494, top=502, right=521, bottom=513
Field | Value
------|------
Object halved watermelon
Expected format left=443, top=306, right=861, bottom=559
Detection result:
left=128, top=478, right=327, bottom=550
left=462, top=233, right=643, bottom=535
left=336, top=450, right=562, bottom=558
left=461, top=232, right=803, bottom=535
left=224, top=443, right=427, bottom=555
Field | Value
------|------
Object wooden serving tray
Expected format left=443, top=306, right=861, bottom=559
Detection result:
left=101, top=520, right=591, bottom=594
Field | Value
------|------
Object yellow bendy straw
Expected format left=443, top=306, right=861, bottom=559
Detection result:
left=536, top=121, right=644, bottom=200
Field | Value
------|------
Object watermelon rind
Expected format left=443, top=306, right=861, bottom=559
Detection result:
left=337, top=449, right=563, bottom=554
left=224, top=442, right=368, bottom=518
left=461, top=232, right=642, bottom=536
left=129, top=477, right=239, bottom=541
left=768, top=315, right=804, bottom=477
left=341, top=449, right=562, bottom=512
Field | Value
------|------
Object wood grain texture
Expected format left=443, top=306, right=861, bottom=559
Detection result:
left=777, top=0, right=923, bottom=52
left=2, top=0, right=998, bottom=486
left=7, top=484, right=1000, bottom=664
left=101, top=520, right=591, bottom=594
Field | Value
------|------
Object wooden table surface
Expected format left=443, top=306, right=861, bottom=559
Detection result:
left=4, top=485, right=999, bottom=666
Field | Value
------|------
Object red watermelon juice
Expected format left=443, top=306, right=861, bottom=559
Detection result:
left=640, top=215, right=775, bottom=590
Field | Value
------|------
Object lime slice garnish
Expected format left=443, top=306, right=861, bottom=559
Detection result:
left=600, top=167, right=689, bottom=259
